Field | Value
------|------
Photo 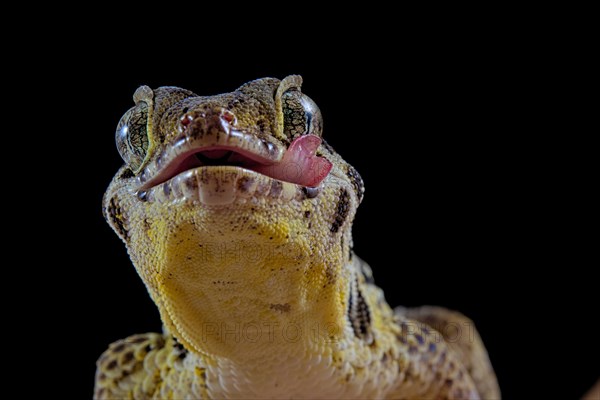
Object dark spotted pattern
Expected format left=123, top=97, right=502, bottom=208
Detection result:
left=119, top=169, right=134, bottom=179
left=348, top=276, right=372, bottom=343
left=106, top=196, right=128, bottom=239
left=331, top=188, right=350, bottom=233
left=347, top=165, right=364, bottom=203
left=173, top=337, right=189, bottom=360
left=95, top=333, right=175, bottom=398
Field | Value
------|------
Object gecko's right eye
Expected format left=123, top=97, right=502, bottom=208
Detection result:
left=116, top=102, right=149, bottom=172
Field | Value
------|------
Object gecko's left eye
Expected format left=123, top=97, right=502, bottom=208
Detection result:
left=281, top=89, right=323, bottom=139
left=115, top=102, right=149, bottom=172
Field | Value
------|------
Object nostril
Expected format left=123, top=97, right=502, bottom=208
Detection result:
left=180, top=114, right=194, bottom=127
left=220, top=110, right=236, bottom=124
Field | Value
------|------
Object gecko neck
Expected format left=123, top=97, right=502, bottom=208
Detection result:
left=154, top=232, right=355, bottom=362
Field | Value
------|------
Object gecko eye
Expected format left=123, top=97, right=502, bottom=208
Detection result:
left=115, top=102, right=149, bottom=172
left=281, top=89, right=323, bottom=139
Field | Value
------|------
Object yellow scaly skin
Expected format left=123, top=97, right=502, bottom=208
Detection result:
left=95, top=76, right=500, bottom=399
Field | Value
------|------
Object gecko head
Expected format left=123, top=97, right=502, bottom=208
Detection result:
left=103, top=76, right=365, bottom=358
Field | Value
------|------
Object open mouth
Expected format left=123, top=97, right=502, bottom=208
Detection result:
left=139, top=145, right=275, bottom=189
left=195, top=149, right=261, bottom=166
left=136, top=134, right=332, bottom=205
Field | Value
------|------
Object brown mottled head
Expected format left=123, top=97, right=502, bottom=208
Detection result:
left=103, top=76, right=365, bottom=358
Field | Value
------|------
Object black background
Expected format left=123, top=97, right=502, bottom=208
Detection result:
left=50, top=21, right=597, bottom=399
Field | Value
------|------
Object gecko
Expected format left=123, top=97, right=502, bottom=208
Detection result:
left=95, top=75, right=500, bottom=399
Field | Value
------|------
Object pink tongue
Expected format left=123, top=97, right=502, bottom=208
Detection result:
left=254, top=135, right=333, bottom=187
